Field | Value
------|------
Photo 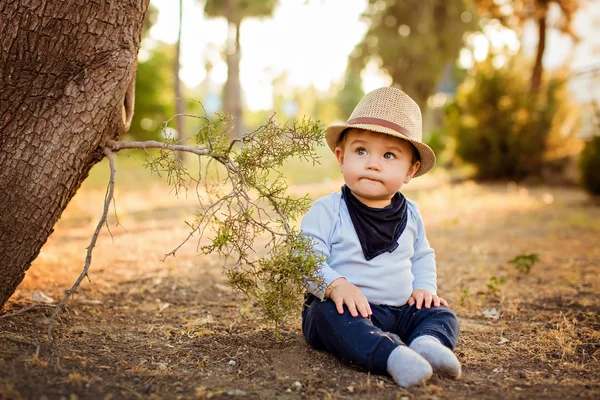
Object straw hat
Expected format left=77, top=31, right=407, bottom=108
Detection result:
left=325, top=87, right=436, bottom=177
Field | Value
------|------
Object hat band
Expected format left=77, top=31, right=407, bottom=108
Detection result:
left=347, top=117, right=411, bottom=138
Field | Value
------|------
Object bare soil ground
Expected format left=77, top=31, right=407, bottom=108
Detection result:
left=1, top=175, right=599, bottom=400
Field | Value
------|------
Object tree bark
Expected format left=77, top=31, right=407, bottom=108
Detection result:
left=531, top=13, right=547, bottom=93
left=0, top=0, right=149, bottom=310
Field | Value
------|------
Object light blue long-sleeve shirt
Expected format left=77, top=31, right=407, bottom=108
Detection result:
left=301, top=191, right=437, bottom=306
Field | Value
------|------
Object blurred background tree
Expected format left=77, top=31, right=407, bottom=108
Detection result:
left=445, top=54, right=580, bottom=180
left=130, top=42, right=177, bottom=141
left=142, top=2, right=159, bottom=38
left=335, top=60, right=365, bottom=120
left=349, top=0, right=479, bottom=110
left=132, top=0, right=596, bottom=185
left=203, top=0, right=278, bottom=138
left=174, top=0, right=185, bottom=158
left=130, top=3, right=174, bottom=142
left=469, top=0, right=582, bottom=93
left=579, top=102, right=600, bottom=195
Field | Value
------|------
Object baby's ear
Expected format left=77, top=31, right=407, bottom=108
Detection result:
left=404, top=161, right=421, bottom=183
left=335, top=147, right=345, bottom=169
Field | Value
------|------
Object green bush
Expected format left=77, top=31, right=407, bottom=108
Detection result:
left=426, top=127, right=448, bottom=159
left=445, top=56, right=579, bottom=180
left=579, top=135, right=600, bottom=195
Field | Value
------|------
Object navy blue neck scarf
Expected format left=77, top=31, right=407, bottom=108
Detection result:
left=341, top=185, right=407, bottom=261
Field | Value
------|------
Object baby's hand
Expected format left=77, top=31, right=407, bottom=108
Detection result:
left=408, top=289, right=449, bottom=309
left=325, top=278, right=372, bottom=318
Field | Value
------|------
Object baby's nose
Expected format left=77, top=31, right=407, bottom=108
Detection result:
left=365, top=155, right=381, bottom=170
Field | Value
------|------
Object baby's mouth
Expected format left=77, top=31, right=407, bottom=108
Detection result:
left=361, top=177, right=381, bottom=183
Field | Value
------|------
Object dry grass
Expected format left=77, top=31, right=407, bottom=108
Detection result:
left=1, top=164, right=599, bottom=399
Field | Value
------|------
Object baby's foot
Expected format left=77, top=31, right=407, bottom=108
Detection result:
left=386, top=346, right=432, bottom=387
left=409, top=335, right=461, bottom=378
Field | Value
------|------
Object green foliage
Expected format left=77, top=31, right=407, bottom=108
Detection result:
left=146, top=112, right=326, bottom=329
left=226, top=235, right=325, bottom=331
left=508, top=253, right=540, bottom=275
left=579, top=134, right=600, bottom=195
left=445, top=55, right=579, bottom=180
left=129, top=42, right=176, bottom=141
left=336, top=62, right=364, bottom=120
left=142, top=3, right=159, bottom=39
left=459, top=288, right=472, bottom=306
left=425, top=127, right=448, bottom=158
left=353, top=0, right=478, bottom=109
left=486, top=276, right=505, bottom=296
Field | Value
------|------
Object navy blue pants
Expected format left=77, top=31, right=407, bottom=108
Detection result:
left=302, top=294, right=460, bottom=375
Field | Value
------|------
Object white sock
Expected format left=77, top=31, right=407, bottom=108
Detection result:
left=386, top=346, right=433, bottom=388
left=409, top=335, right=461, bottom=378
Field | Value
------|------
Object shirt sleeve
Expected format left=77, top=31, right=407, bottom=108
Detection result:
left=409, top=201, right=437, bottom=294
left=300, top=197, right=344, bottom=299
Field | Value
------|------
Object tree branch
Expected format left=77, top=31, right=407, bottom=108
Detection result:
left=107, top=139, right=211, bottom=157
left=46, top=147, right=117, bottom=340
left=0, top=303, right=56, bottom=319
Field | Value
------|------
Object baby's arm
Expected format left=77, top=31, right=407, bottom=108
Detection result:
left=301, top=198, right=371, bottom=318
left=300, top=199, right=344, bottom=297
left=408, top=201, right=445, bottom=309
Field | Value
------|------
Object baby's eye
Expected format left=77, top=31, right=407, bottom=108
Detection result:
left=384, top=152, right=396, bottom=160
left=355, top=148, right=367, bottom=156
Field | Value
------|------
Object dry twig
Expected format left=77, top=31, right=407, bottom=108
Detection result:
left=0, top=334, right=41, bottom=358
left=45, top=147, right=117, bottom=340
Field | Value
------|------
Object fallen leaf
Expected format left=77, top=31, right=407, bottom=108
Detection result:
left=31, top=291, right=55, bottom=304
left=481, top=308, right=500, bottom=319
left=498, top=337, right=510, bottom=345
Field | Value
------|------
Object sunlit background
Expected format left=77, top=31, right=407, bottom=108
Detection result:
left=128, top=0, right=600, bottom=186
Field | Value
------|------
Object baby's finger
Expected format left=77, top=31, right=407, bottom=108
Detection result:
left=334, top=299, right=345, bottom=315
left=414, top=293, right=424, bottom=309
left=433, top=295, right=441, bottom=307
left=440, top=297, right=449, bottom=307
left=408, top=296, right=415, bottom=307
left=366, top=301, right=373, bottom=316
left=346, top=298, right=358, bottom=317
left=357, top=302, right=369, bottom=318
left=424, top=293, right=433, bottom=309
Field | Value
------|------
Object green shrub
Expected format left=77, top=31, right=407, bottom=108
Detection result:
left=579, top=135, right=600, bottom=195
left=445, top=56, right=579, bottom=180
left=426, top=127, right=448, bottom=159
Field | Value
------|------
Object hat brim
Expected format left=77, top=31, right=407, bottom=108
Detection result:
left=324, top=123, right=436, bottom=177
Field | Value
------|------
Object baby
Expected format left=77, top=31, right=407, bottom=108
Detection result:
left=301, top=87, right=461, bottom=387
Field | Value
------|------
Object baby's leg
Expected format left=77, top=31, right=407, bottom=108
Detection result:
left=392, top=305, right=461, bottom=378
left=302, top=295, right=431, bottom=387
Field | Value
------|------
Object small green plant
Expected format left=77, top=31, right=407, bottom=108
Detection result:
left=141, top=112, right=328, bottom=331
left=459, top=289, right=472, bottom=307
left=509, top=253, right=540, bottom=275
left=487, top=276, right=506, bottom=296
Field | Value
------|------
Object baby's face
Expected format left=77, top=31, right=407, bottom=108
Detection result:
left=335, top=129, right=420, bottom=208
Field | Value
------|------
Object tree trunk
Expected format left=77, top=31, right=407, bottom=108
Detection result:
left=0, top=0, right=149, bottom=310
left=531, top=13, right=547, bottom=93
left=174, top=0, right=185, bottom=159
left=223, top=0, right=243, bottom=139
